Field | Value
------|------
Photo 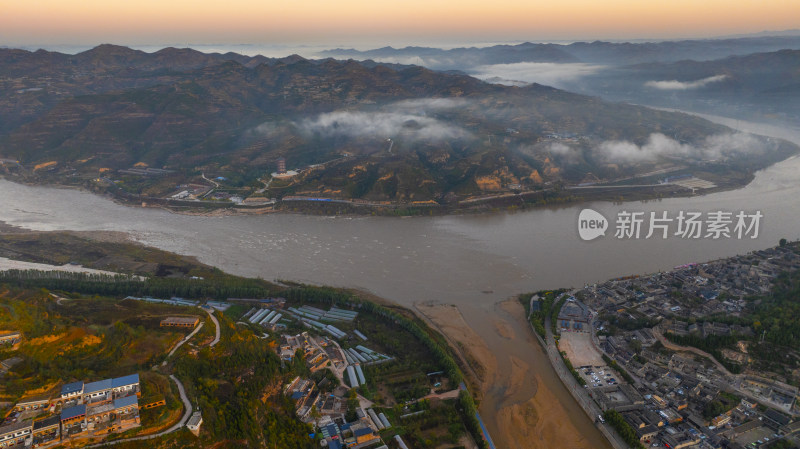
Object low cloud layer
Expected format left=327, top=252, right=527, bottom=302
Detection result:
left=470, top=62, right=605, bottom=89
left=246, top=98, right=472, bottom=143
left=597, top=132, right=765, bottom=163
left=391, top=98, right=471, bottom=113
left=547, top=142, right=582, bottom=164
left=644, top=75, right=728, bottom=90
left=298, top=110, right=470, bottom=141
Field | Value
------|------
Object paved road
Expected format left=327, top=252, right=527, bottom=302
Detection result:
left=200, top=306, right=221, bottom=347
left=85, top=375, right=192, bottom=447
left=540, top=315, right=628, bottom=449
left=163, top=322, right=204, bottom=365
left=50, top=292, right=69, bottom=305
left=653, top=326, right=798, bottom=417
left=652, top=326, right=734, bottom=376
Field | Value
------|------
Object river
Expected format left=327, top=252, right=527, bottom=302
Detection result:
left=1, top=114, right=800, bottom=447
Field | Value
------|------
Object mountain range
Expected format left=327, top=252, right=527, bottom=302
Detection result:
left=542, top=49, right=800, bottom=125
left=320, top=35, right=800, bottom=69
left=0, top=44, right=796, bottom=205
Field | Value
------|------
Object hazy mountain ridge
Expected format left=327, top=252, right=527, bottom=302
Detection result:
left=328, top=37, right=800, bottom=124
left=320, top=35, right=800, bottom=68
left=566, top=49, right=800, bottom=121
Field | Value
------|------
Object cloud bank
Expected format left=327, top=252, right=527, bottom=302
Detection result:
left=244, top=98, right=472, bottom=143
left=391, top=98, right=471, bottom=113
left=644, top=75, right=728, bottom=90
left=597, top=132, right=765, bottom=163
left=298, top=111, right=470, bottom=141
left=470, top=62, right=605, bottom=89
left=547, top=142, right=583, bottom=163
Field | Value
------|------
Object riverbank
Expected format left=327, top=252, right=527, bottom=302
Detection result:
left=539, top=308, right=628, bottom=449
left=0, top=166, right=759, bottom=219
left=416, top=299, right=612, bottom=449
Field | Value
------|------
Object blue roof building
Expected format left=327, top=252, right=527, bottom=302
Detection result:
left=353, top=428, right=373, bottom=438
left=113, top=395, right=138, bottom=409
left=83, top=379, right=112, bottom=395
left=60, top=404, right=86, bottom=422
left=60, top=381, right=84, bottom=397
left=111, top=373, right=139, bottom=389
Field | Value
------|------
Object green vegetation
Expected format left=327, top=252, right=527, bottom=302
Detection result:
left=602, top=354, right=635, bottom=384
left=0, top=269, right=277, bottom=300
left=387, top=399, right=467, bottom=448
left=138, top=372, right=183, bottom=430
left=345, top=303, right=454, bottom=404
left=0, top=287, right=192, bottom=401
left=663, top=332, right=743, bottom=374
left=174, top=316, right=313, bottom=448
left=457, top=390, right=488, bottom=449
left=521, top=291, right=586, bottom=386
left=520, top=290, right=569, bottom=338
left=0, top=284, right=318, bottom=448
left=659, top=247, right=800, bottom=379
left=749, top=267, right=800, bottom=350
left=602, top=409, right=645, bottom=449
left=520, top=290, right=561, bottom=338
left=765, top=439, right=799, bottom=449
left=561, top=351, right=586, bottom=386
left=551, top=294, right=568, bottom=335
left=702, top=391, right=740, bottom=420
left=598, top=314, right=658, bottom=336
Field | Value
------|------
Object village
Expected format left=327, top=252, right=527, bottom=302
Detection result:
left=542, top=243, right=800, bottom=449
left=0, top=373, right=142, bottom=448
left=232, top=302, right=467, bottom=449
left=0, top=298, right=218, bottom=449
left=0, top=265, right=479, bottom=449
left=219, top=301, right=474, bottom=449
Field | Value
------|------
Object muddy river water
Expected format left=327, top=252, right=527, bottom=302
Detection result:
left=2, top=113, right=799, bottom=447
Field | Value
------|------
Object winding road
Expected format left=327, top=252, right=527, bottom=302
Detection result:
left=87, top=308, right=218, bottom=446
left=200, top=306, right=221, bottom=347
left=163, top=322, right=204, bottom=365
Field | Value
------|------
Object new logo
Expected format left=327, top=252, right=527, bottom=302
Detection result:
left=578, top=208, right=608, bottom=241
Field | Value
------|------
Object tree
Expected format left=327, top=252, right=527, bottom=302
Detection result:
left=780, top=238, right=788, bottom=247
left=345, top=389, right=359, bottom=422
left=292, top=348, right=308, bottom=376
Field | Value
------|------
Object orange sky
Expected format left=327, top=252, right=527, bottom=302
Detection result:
left=2, top=0, right=800, bottom=46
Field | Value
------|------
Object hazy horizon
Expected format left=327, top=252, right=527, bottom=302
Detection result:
left=4, top=27, right=800, bottom=60
left=3, top=0, right=800, bottom=52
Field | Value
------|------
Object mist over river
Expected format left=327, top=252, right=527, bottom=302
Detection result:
left=2, top=113, right=800, bottom=447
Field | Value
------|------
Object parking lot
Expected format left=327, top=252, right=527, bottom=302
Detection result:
left=734, top=427, right=782, bottom=448
left=577, top=365, right=619, bottom=388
